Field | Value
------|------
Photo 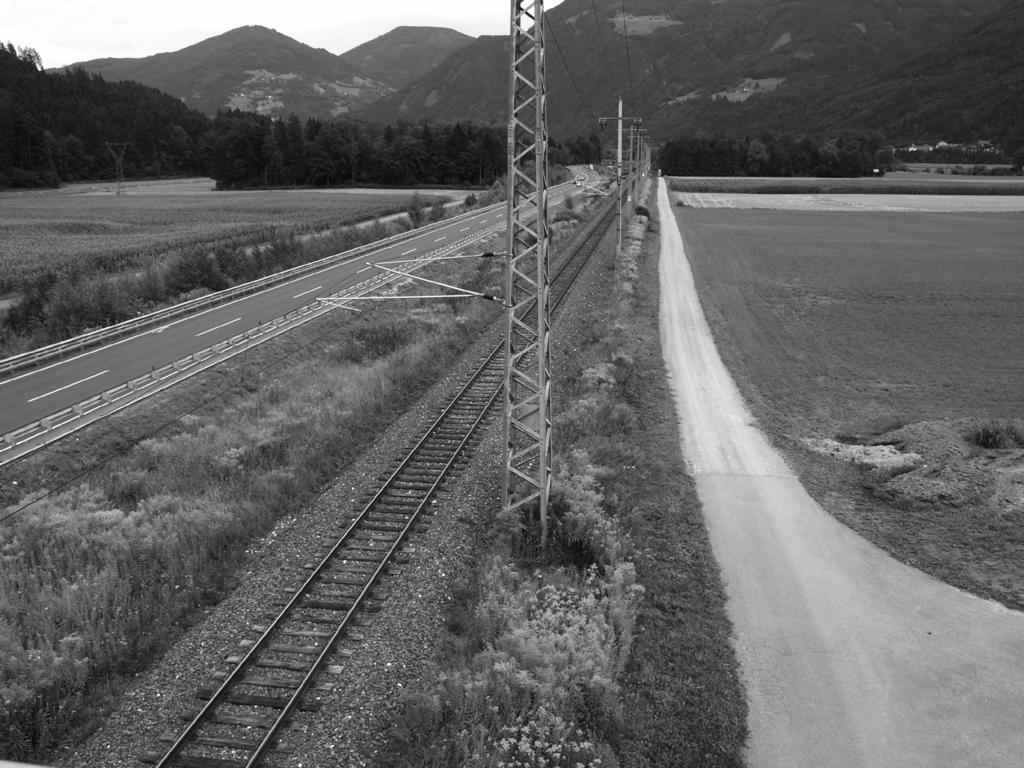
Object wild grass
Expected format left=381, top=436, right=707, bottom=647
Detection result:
left=965, top=421, right=1024, bottom=450
left=0, top=250, right=505, bottom=763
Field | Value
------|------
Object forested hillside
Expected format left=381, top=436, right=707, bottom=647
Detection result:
left=0, top=44, right=209, bottom=187
left=363, top=0, right=1020, bottom=149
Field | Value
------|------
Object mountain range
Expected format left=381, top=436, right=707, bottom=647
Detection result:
left=59, top=0, right=1024, bottom=148
left=69, top=25, right=473, bottom=120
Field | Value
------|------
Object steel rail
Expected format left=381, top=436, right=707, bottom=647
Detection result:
left=151, top=345, right=504, bottom=768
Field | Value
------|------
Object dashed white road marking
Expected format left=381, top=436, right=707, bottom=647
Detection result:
left=28, top=369, right=110, bottom=403
left=196, top=317, right=242, bottom=337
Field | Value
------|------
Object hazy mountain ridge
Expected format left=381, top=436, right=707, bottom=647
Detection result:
left=338, top=26, right=474, bottom=89
left=66, top=25, right=394, bottom=118
left=358, top=35, right=510, bottom=126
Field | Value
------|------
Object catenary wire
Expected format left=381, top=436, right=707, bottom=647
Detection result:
left=548, top=17, right=599, bottom=122
left=589, top=0, right=617, bottom=85
left=619, top=0, right=639, bottom=115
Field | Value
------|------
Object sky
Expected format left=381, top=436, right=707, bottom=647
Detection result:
left=2, top=0, right=566, bottom=69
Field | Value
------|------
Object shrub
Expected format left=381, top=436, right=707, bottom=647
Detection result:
left=553, top=209, right=585, bottom=224
left=384, top=560, right=642, bottom=765
left=551, top=451, right=621, bottom=566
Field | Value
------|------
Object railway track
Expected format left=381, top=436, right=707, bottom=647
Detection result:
left=142, top=199, right=617, bottom=768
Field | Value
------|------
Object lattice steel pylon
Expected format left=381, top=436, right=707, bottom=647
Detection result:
left=106, top=141, right=128, bottom=195
left=503, top=0, right=552, bottom=543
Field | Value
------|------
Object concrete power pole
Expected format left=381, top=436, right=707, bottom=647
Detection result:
left=503, top=0, right=552, bottom=544
left=600, top=100, right=637, bottom=257
left=616, top=98, right=624, bottom=256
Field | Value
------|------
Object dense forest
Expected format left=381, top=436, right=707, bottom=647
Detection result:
left=658, top=132, right=899, bottom=178
left=0, top=44, right=209, bottom=185
left=0, top=43, right=602, bottom=190
left=202, top=110, right=603, bottom=189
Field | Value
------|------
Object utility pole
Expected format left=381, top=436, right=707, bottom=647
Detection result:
left=617, top=99, right=624, bottom=256
left=599, top=101, right=642, bottom=256
left=106, top=141, right=128, bottom=195
left=503, top=0, right=552, bottom=544
left=629, top=125, right=648, bottom=207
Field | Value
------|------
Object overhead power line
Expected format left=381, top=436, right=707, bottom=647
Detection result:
left=619, top=0, right=638, bottom=114
left=589, top=0, right=616, bottom=84
left=548, top=20, right=598, bottom=123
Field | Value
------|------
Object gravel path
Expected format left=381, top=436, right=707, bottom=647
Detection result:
left=658, top=178, right=1024, bottom=768
left=54, top=212, right=613, bottom=768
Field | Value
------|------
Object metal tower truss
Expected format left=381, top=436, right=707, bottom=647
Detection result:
left=503, top=0, right=552, bottom=542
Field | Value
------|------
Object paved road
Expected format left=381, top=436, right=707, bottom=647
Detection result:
left=656, top=179, right=1024, bottom=768
left=0, top=171, right=600, bottom=437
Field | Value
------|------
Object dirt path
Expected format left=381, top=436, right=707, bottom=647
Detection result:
left=656, top=179, right=1024, bottom=768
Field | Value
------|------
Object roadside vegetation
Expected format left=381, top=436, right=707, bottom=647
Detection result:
left=0, top=238, right=507, bottom=763
left=379, top=190, right=747, bottom=767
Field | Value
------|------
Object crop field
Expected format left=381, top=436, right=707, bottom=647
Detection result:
left=673, top=202, right=1024, bottom=609
left=677, top=191, right=1024, bottom=212
left=669, top=173, right=1024, bottom=196
left=0, top=182, right=445, bottom=293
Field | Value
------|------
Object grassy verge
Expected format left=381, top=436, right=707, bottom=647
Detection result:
left=0, top=246, right=505, bottom=763
left=608, top=201, right=747, bottom=767
left=377, top=188, right=747, bottom=767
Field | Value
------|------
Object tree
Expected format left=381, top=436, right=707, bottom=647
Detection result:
left=407, top=193, right=427, bottom=227
left=745, top=139, right=769, bottom=175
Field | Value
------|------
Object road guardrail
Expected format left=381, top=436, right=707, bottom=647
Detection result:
left=0, top=224, right=504, bottom=468
left=0, top=201, right=508, bottom=378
